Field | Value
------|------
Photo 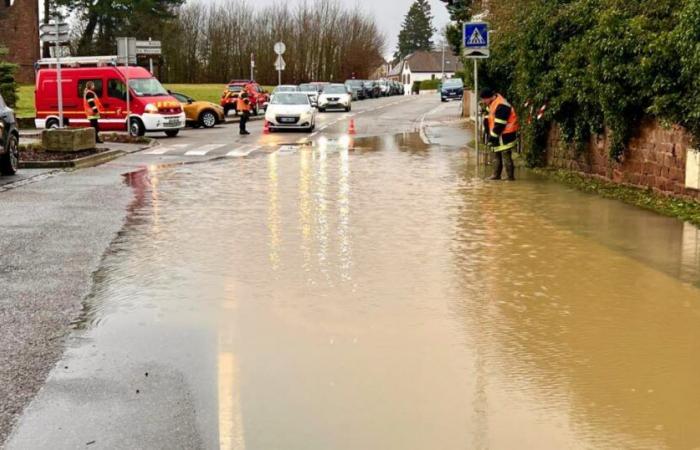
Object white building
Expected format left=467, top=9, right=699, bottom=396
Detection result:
left=389, top=51, right=464, bottom=93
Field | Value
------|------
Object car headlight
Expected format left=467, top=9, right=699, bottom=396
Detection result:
left=145, top=103, right=158, bottom=114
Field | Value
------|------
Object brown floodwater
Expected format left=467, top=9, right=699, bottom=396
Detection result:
left=12, top=133, right=700, bottom=449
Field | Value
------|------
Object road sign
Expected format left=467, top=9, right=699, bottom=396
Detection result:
left=117, top=37, right=137, bottom=64
left=274, top=42, right=286, bottom=55
left=463, top=48, right=490, bottom=59
left=463, top=22, right=489, bottom=59
left=464, top=22, right=489, bottom=48
left=136, top=40, right=162, bottom=56
left=40, top=32, right=71, bottom=44
left=39, top=21, right=70, bottom=44
left=40, top=22, right=69, bottom=34
left=275, top=55, right=286, bottom=71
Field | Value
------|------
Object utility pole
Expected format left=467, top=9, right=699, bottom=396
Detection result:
left=441, top=40, right=446, bottom=81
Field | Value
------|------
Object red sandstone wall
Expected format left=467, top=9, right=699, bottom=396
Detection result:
left=546, top=118, right=698, bottom=199
left=0, top=0, right=40, bottom=83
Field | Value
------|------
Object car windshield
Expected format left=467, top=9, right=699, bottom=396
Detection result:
left=271, top=93, right=310, bottom=105
left=227, top=85, right=244, bottom=92
left=129, top=78, right=169, bottom=97
left=323, top=85, right=347, bottom=94
left=346, top=80, right=363, bottom=87
left=298, top=84, right=315, bottom=92
left=443, top=79, right=464, bottom=88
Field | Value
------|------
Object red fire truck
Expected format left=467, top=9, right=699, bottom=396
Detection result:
left=35, top=56, right=185, bottom=137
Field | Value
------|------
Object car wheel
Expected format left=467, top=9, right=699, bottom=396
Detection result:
left=345, top=106, right=351, bottom=112
left=165, top=129, right=179, bottom=138
left=129, top=118, right=145, bottom=137
left=199, top=110, right=217, bottom=128
left=46, top=118, right=59, bottom=129
left=0, top=133, right=19, bottom=175
left=318, top=107, right=325, bottom=113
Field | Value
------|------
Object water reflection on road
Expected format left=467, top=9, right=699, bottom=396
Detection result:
left=16, top=133, right=700, bottom=449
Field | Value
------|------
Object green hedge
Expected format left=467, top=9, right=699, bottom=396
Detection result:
left=478, top=0, right=700, bottom=166
left=419, top=79, right=442, bottom=90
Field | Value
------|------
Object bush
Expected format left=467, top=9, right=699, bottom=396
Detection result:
left=419, top=79, right=441, bottom=90
left=476, top=0, right=699, bottom=166
left=0, top=48, right=17, bottom=108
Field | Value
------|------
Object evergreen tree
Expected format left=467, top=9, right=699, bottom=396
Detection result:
left=0, top=48, right=17, bottom=108
left=395, top=0, right=436, bottom=60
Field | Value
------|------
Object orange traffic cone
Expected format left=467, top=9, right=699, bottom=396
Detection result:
left=348, top=119, right=356, bottom=135
left=263, top=120, right=271, bottom=134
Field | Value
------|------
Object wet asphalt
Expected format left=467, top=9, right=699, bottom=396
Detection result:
left=0, top=94, right=456, bottom=447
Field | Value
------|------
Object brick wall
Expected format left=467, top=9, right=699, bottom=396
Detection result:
left=0, top=0, right=40, bottom=83
left=546, top=118, right=698, bottom=199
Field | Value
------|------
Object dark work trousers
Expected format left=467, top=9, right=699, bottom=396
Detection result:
left=90, top=118, right=102, bottom=143
left=492, top=150, right=515, bottom=180
left=239, top=111, right=250, bottom=134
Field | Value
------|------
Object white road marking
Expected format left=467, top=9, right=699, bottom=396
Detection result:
left=184, top=144, right=226, bottom=156
left=143, top=143, right=188, bottom=155
left=226, top=145, right=260, bottom=157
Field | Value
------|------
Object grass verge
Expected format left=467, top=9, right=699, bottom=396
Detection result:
left=535, top=168, right=700, bottom=226
left=165, top=83, right=275, bottom=104
left=17, top=85, right=35, bottom=118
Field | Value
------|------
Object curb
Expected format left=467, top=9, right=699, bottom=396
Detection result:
left=19, top=149, right=126, bottom=169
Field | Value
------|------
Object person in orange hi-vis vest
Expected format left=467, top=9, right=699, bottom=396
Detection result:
left=480, top=88, right=520, bottom=181
left=237, top=90, right=252, bottom=135
left=83, top=81, right=104, bottom=143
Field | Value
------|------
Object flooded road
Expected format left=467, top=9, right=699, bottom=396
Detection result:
left=8, top=132, right=700, bottom=449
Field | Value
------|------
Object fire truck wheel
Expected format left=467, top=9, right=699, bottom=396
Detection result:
left=46, top=118, right=60, bottom=129
left=129, top=118, right=145, bottom=137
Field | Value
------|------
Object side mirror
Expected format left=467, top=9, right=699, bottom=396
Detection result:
left=187, top=98, right=194, bottom=104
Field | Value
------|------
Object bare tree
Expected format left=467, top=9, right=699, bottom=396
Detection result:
left=161, top=0, right=386, bottom=84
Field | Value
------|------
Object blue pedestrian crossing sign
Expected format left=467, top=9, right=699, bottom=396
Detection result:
left=463, top=22, right=489, bottom=58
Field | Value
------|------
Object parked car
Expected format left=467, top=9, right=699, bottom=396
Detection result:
left=0, top=93, right=19, bottom=175
left=272, top=85, right=299, bottom=95
left=345, top=79, right=366, bottom=100
left=265, top=92, right=316, bottom=132
left=378, top=80, right=391, bottom=97
left=169, top=91, right=224, bottom=128
left=363, top=80, right=380, bottom=99
left=35, top=58, right=185, bottom=137
left=440, top=78, right=464, bottom=102
left=220, top=80, right=270, bottom=116
left=318, top=84, right=352, bottom=112
left=298, top=83, right=320, bottom=107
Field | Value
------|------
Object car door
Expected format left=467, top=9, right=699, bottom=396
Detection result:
left=103, top=78, right=129, bottom=131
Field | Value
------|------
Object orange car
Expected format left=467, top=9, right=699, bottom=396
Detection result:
left=169, top=91, right=225, bottom=128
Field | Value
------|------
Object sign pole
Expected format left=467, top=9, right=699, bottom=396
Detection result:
left=474, top=59, right=479, bottom=165
left=55, top=18, right=64, bottom=129
left=125, top=40, right=130, bottom=133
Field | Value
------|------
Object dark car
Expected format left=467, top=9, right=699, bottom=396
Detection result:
left=0, top=93, right=19, bottom=175
left=345, top=79, right=366, bottom=100
left=363, top=80, right=380, bottom=99
left=440, top=78, right=464, bottom=102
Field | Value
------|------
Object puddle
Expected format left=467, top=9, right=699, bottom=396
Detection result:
left=8, top=133, right=700, bottom=450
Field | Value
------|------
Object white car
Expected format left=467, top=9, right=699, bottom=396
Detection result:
left=318, top=84, right=352, bottom=112
left=297, top=83, right=319, bottom=107
left=265, top=92, right=317, bottom=132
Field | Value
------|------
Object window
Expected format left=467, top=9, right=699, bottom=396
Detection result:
left=108, top=79, right=127, bottom=101
left=171, top=92, right=189, bottom=103
left=78, top=79, right=103, bottom=98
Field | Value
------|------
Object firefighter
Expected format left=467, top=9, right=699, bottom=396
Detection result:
left=83, top=81, right=104, bottom=143
left=237, top=90, right=252, bottom=135
left=480, top=88, right=520, bottom=181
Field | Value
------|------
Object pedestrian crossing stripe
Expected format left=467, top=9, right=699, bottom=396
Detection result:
left=226, top=145, right=260, bottom=157
left=143, top=143, right=188, bottom=155
left=468, top=28, right=486, bottom=46
left=184, top=144, right=226, bottom=156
